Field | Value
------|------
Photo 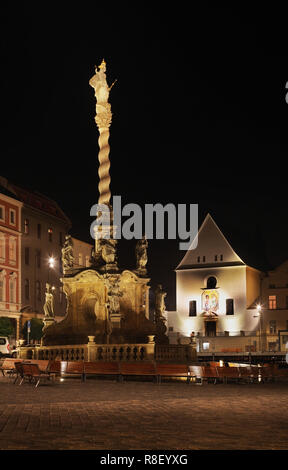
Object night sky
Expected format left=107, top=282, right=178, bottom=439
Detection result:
left=1, top=8, right=288, bottom=309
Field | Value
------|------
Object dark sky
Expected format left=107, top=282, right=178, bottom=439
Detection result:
left=1, top=7, right=288, bottom=309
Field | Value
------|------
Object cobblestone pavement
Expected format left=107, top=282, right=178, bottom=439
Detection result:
left=0, top=375, right=288, bottom=450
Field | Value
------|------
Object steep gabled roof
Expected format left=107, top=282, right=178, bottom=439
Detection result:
left=177, top=213, right=245, bottom=270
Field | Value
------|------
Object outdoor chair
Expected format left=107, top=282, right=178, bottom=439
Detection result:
left=21, top=363, right=52, bottom=387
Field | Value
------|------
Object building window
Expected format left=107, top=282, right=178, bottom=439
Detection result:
left=269, top=284, right=276, bottom=289
left=226, top=298, right=234, bottom=315
left=9, top=237, right=16, bottom=262
left=0, top=233, right=5, bottom=260
left=85, top=255, right=90, bottom=267
left=269, top=295, right=277, bottom=310
left=269, top=320, right=277, bottom=334
left=214, top=255, right=218, bottom=261
left=203, top=256, right=206, bottom=262
left=24, top=219, right=29, bottom=234
left=0, top=205, right=4, bottom=221
left=24, top=247, right=30, bottom=265
left=37, top=224, right=41, bottom=239
left=9, top=209, right=16, bottom=226
left=197, top=256, right=200, bottom=263
left=220, top=254, right=223, bottom=261
left=189, top=300, right=197, bottom=317
left=48, top=228, right=53, bottom=242
left=9, top=273, right=16, bottom=304
left=36, top=250, right=41, bottom=269
left=207, top=276, right=217, bottom=289
left=36, top=280, right=41, bottom=302
left=79, top=253, right=83, bottom=266
left=0, top=270, right=5, bottom=302
left=25, top=279, right=30, bottom=300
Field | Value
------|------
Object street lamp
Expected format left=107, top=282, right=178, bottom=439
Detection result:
left=48, top=256, right=55, bottom=283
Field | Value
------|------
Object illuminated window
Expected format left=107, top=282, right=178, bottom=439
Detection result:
left=269, top=295, right=277, bottom=309
left=203, top=342, right=210, bottom=351
left=269, top=320, right=276, bottom=334
left=85, top=255, right=90, bottom=267
left=189, top=300, right=197, bottom=317
left=48, top=228, right=53, bottom=242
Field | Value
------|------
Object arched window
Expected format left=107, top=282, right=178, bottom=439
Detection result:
left=0, top=233, right=5, bottom=260
left=206, top=276, right=217, bottom=289
left=0, top=270, right=6, bottom=302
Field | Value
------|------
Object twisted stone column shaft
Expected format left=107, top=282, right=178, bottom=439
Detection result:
left=98, top=126, right=111, bottom=206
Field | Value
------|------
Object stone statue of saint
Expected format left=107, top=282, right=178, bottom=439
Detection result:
left=62, top=235, right=74, bottom=271
left=89, top=59, right=110, bottom=103
left=107, top=278, right=122, bottom=315
left=101, top=238, right=117, bottom=265
left=43, top=283, right=54, bottom=318
left=155, top=284, right=167, bottom=318
left=136, top=236, right=148, bottom=272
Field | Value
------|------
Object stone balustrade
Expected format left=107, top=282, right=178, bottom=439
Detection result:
left=155, top=344, right=197, bottom=362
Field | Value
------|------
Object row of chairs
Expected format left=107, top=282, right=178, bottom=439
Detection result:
left=190, top=365, right=288, bottom=385
left=2, top=358, right=288, bottom=387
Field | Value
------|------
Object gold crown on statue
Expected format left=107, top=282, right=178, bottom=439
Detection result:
left=99, top=59, right=106, bottom=69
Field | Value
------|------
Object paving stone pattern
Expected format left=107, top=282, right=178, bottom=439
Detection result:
left=0, top=376, right=288, bottom=450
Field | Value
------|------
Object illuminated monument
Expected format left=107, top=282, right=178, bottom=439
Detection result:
left=42, top=61, right=164, bottom=346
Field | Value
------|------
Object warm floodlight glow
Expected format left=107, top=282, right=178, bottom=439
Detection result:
left=48, top=256, right=55, bottom=268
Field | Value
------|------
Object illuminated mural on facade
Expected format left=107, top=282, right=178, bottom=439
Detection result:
left=202, top=289, right=219, bottom=314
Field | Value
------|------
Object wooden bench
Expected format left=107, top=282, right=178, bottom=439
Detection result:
left=60, top=361, right=85, bottom=381
left=189, top=365, right=204, bottom=385
left=216, top=366, right=240, bottom=384
left=119, top=362, right=157, bottom=383
left=202, top=366, right=219, bottom=384
left=155, top=364, right=190, bottom=384
left=83, top=361, right=120, bottom=381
